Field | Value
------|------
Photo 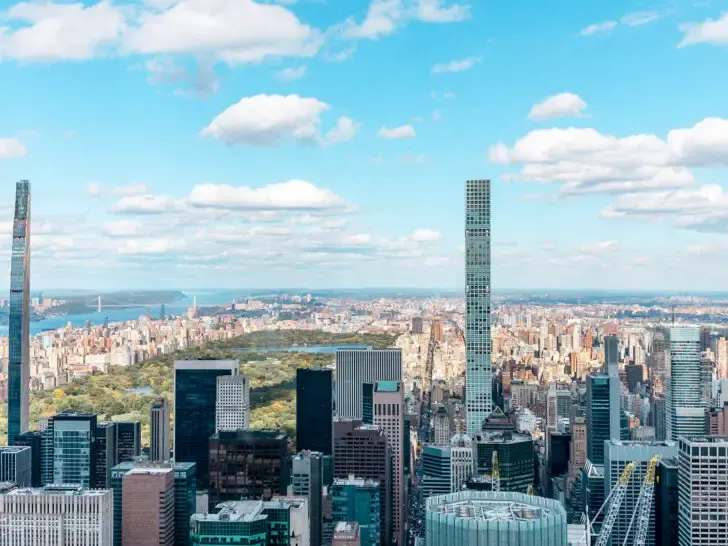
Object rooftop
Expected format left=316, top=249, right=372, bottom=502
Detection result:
left=681, top=436, right=728, bottom=445
left=333, top=475, right=380, bottom=488
left=8, top=485, right=109, bottom=497
left=193, top=501, right=268, bottom=523
left=375, top=380, right=401, bottom=392
left=429, top=492, right=560, bottom=522
left=0, top=446, right=30, bottom=453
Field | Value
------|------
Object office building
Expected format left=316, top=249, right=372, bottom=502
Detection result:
left=474, top=431, right=534, bottom=493
left=122, top=467, right=175, bottom=546
left=421, top=445, right=451, bottom=498
left=12, top=430, right=41, bottom=486
left=411, top=317, right=424, bottom=334
left=568, top=416, right=586, bottom=490
left=190, top=502, right=268, bottom=546
left=112, top=461, right=196, bottom=546
left=333, top=419, right=392, bottom=546
left=40, top=418, right=54, bottom=486
left=209, top=430, right=289, bottom=507
left=432, top=317, right=443, bottom=342
left=0, top=446, right=31, bottom=486
left=655, top=457, right=679, bottom=546
left=667, top=327, right=707, bottom=440
left=333, top=522, right=360, bottom=546
left=432, top=406, right=451, bottom=446
left=586, top=374, right=620, bottom=465
left=0, top=485, right=112, bottom=546
left=604, top=334, right=619, bottom=376
left=373, top=381, right=405, bottom=545
left=291, top=451, right=323, bottom=546
left=150, top=398, right=170, bottom=462
left=116, top=422, right=141, bottom=462
left=53, top=413, right=97, bottom=487
left=449, top=434, right=474, bottom=493
left=465, top=179, right=492, bottom=435
left=270, top=496, right=310, bottom=546
left=547, top=387, right=572, bottom=429
left=216, top=375, right=249, bottom=432
left=7, top=180, right=31, bottom=445
left=425, top=491, right=567, bottom=546
left=604, top=440, right=678, bottom=546
left=581, top=460, right=604, bottom=522
left=174, top=359, right=238, bottom=486
left=678, top=436, right=728, bottom=546
left=335, top=350, right=402, bottom=419
left=362, top=383, right=374, bottom=425
left=296, top=368, right=333, bottom=455
left=330, top=476, right=380, bottom=546
left=94, top=421, right=117, bottom=489
left=654, top=397, right=667, bottom=441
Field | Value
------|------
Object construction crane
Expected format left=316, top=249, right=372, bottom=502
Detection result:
left=623, top=456, right=661, bottom=546
left=593, top=461, right=637, bottom=546
left=492, top=451, right=501, bottom=493
left=527, top=485, right=534, bottom=496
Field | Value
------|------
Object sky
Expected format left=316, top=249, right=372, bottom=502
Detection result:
left=2, top=0, right=728, bottom=291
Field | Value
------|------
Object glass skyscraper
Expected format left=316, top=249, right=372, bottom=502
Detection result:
left=8, top=180, right=30, bottom=444
left=586, top=374, right=620, bottom=465
left=465, top=179, right=492, bottom=435
left=296, top=368, right=333, bottom=455
left=52, top=413, right=97, bottom=488
left=666, top=327, right=706, bottom=440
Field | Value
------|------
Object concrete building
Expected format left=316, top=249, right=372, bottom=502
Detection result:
left=335, top=350, right=402, bottom=419
left=421, top=446, right=451, bottom=498
left=0, top=484, right=113, bottom=546
left=291, top=451, right=323, bottom=546
left=432, top=406, right=451, bottom=446
left=122, top=467, right=175, bottom=546
left=449, top=434, right=474, bottom=493
left=667, top=327, right=707, bottom=440
left=546, top=387, right=572, bottom=429
left=297, top=368, right=333, bottom=455
left=678, top=436, right=728, bottom=546
left=332, top=522, right=360, bottom=546
left=465, top=179, right=493, bottom=435
left=604, top=440, right=679, bottom=546
left=330, top=476, right=380, bottom=546
left=150, top=398, right=170, bottom=462
left=216, top=375, right=249, bottom=432
left=12, top=431, right=41, bottom=486
left=373, top=381, right=405, bottom=545
left=0, top=446, right=31, bottom=487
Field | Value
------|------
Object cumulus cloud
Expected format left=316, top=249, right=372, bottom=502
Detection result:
left=679, top=13, right=728, bottom=47
left=101, top=220, right=145, bottom=237
left=200, top=94, right=330, bottom=146
left=110, top=194, right=181, bottom=214
left=322, top=117, right=359, bottom=146
left=431, top=56, right=480, bottom=73
left=187, top=180, right=347, bottom=210
left=276, top=65, right=306, bottom=82
left=580, top=21, right=617, bottom=36
left=87, top=183, right=148, bottom=197
left=528, top=92, right=588, bottom=121
left=0, top=138, right=27, bottom=158
left=409, top=229, right=441, bottom=242
left=377, top=125, right=416, bottom=139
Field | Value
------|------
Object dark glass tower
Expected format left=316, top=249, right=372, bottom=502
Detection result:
left=296, top=368, right=333, bottom=455
left=8, top=180, right=30, bottom=444
left=116, top=421, right=141, bottom=462
left=174, top=359, right=238, bottom=487
left=586, top=374, right=619, bottom=465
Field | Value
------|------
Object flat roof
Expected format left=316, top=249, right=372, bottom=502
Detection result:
left=375, top=381, right=401, bottom=392
left=432, top=499, right=553, bottom=522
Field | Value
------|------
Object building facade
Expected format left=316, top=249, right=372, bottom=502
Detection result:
left=94, top=421, right=117, bottom=489
left=53, top=413, right=97, bottom=487
left=116, top=422, right=141, bottom=463
left=335, top=350, right=402, bottom=419
left=465, top=179, right=492, bottom=435
left=297, top=368, right=333, bottom=455
left=432, top=406, right=451, bottom=446
left=216, top=375, right=250, bottom=432
left=122, top=467, right=175, bottom=546
left=291, top=451, right=323, bottom=546
left=421, top=446, right=451, bottom=498
left=586, top=374, right=620, bottom=465
left=449, top=435, right=474, bottom=493
left=0, top=446, right=31, bottom=487
left=333, top=522, right=360, bottom=546
left=474, top=431, right=534, bottom=493
left=330, top=476, right=380, bottom=546
left=8, top=180, right=31, bottom=445
left=150, top=398, right=170, bottom=462
left=12, top=431, right=41, bottom=486
left=667, top=328, right=707, bottom=440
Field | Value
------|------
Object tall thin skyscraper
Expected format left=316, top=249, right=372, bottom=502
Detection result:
left=666, top=327, right=706, bottom=440
left=465, top=179, right=492, bottom=435
left=291, top=451, right=323, bottom=546
left=297, top=368, right=333, bottom=455
left=604, top=335, right=619, bottom=376
left=8, top=180, right=30, bottom=445
left=335, top=349, right=402, bottom=419
left=150, top=399, right=170, bottom=462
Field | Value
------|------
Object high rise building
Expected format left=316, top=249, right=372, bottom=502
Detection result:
left=362, top=383, right=374, bottom=425
left=174, top=359, right=238, bottom=486
left=216, top=375, right=250, bottom=432
left=0, top=485, right=113, bottom=546
left=568, top=416, right=586, bottom=491
left=449, top=434, right=474, bottom=493
left=40, top=418, right=54, bottom=486
left=604, top=440, right=678, bottom=546
left=208, top=430, right=289, bottom=507
left=7, top=180, right=31, bottom=445
left=474, top=431, right=534, bottom=493
left=432, top=317, right=443, bottom=342
left=678, top=436, right=728, bottom=546
left=296, top=368, right=333, bottom=455
left=604, top=334, right=619, bottom=376
left=94, top=421, right=117, bottom=489
left=116, top=422, right=141, bottom=462
left=333, top=419, right=392, bottom=546
left=0, top=446, right=31, bottom=486
left=411, top=317, right=424, bottom=334
left=330, top=476, right=380, bottom=546
left=335, top=350, right=402, bottom=419
left=53, top=413, right=97, bottom=487
left=586, top=374, right=620, bottom=465
left=465, top=179, right=492, bottom=435
left=546, top=387, right=572, bottom=429
left=654, top=397, right=667, bottom=441
left=373, top=381, right=405, bottom=545
left=291, top=451, right=323, bottom=546
left=122, top=467, right=175, bottom=546
left=150, top=399, right=170, bottom=462
left=717, top=337, right=728, bottom=380
left=112, top=461, right=196, bottom=546
left=333, top=522, right=360, bottom=546
left=655, top=457, right=679, bottom=546
left=190, top=502, right=268, bottom=546
left=432, top=406, right=451, bottom=446
left=12, top=430, right=42, bottom=486
left=421, top=445, right=451, bottom=498
left=667, top=327, right=707, bottom=440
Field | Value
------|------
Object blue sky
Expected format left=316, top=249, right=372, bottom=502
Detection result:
left=2, top=0, right=728, bottom=290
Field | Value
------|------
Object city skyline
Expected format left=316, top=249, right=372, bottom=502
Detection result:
left=2, top=1, right=728, bottom=290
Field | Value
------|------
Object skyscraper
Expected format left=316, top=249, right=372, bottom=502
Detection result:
left=94, top=421, right=118, bottom=489
left=666, top=327, right=706, bottom=440
left=296, top=368, right=333, bottom=455
left=216, top=375, right=250, bottom=432
left=122, top=467, right=175, bottom=546
left=174, top=359, right=238, bottom=486
left=449, top=434, right=474, bottom=493
left=0, top=446, right=32, bottom=486
left=465, top=179, right=492, bottom=435
left=604, top=334, right=619, bottom=376
left=151, top=399, right=170, bottom=462
left=330, top=476, right=380, bottom=546
left=53, top=413, right=97, bottom=487
left=291, top=451, right=323, bottom=546
left=586, top=374, right=620, bottom=465
left=8, top=180, right=30, bottom=445
left=116, top=422, right=141, bottom=463
left=13, top=430, right=42, bottom=487
left=335, top=350, right=402, bottom=419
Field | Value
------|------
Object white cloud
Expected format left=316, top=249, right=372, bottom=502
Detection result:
left=145, top=57, right=187, bottom=85
left=431, top=56, right=480, bottom=73
left=87, top=183, right=149, bottom=197
left=101, top=220, right=144, bottom=237
left=0, top=0, right=126, bottom=61
left=679, top=13, right=728, bottom=47
left=323, top=117, right=359, bottom=146
left=377, top=125, right=416, bottom=139
left=110, top=194, right=181, bottom=214
left=276, top=65, right=306, bottom=82
left=0, top=138, right=27, bottom=158
left=432, top=110, right=442, bottom=121
left=620, top=11, right=663, bottom=27
left=187, top=180, right=347, bottom=210
left=580, top=240, right=619, bottom=252
left=415, top=0, right=470, bottom=23
left=409, top=228, right=441, bottom=242
left=424, top=256, right=451, bottom=266
left=580, top=21, right=617, bottom=36
left=200, top=94, right=330, bottom=146
left=342, top=233, right=372, bottom=245
left=528, top=92, right=588, bottom=121
left=117, top=238, right=186, bottom=255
